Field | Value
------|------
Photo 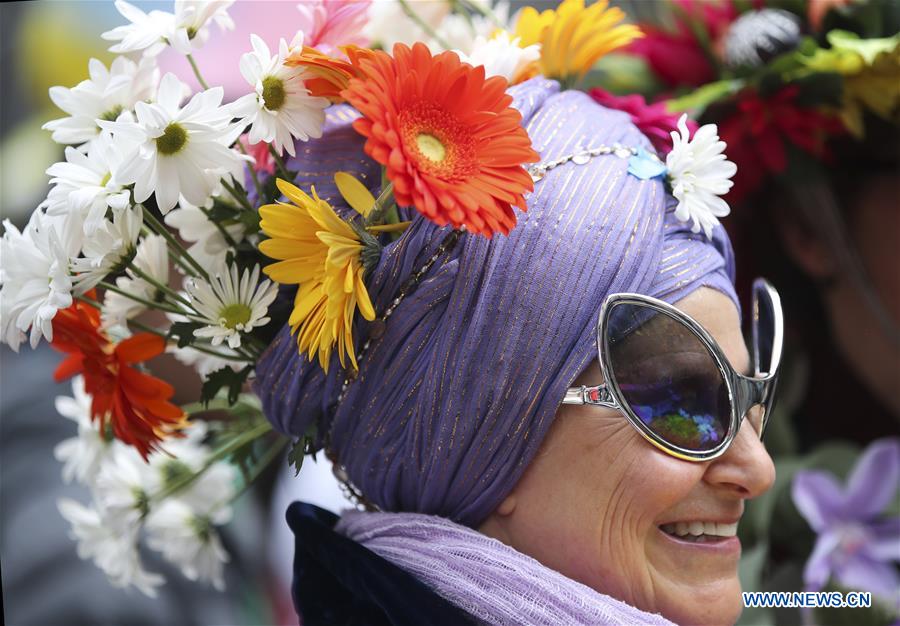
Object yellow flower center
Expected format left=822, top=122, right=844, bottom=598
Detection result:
left=100, top=172, right=112, bottom=187
left=156, top=122, right=188, bottom=155
left=220, top=303, right=252, bottom=329
left=262, top=76, right=287, bottom=111
left=416, top=133, right=447, bottom=163
left=100, top=105, right=124, bottom=122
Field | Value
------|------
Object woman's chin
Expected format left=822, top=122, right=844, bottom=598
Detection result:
left=652, top=577, right=743, bottom=626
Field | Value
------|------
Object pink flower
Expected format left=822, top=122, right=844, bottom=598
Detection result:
left=240, top=135, right=275, bottom=175
left=295, top=0, right=371, bottom=56
left=589, top=89, right=696, bottom=154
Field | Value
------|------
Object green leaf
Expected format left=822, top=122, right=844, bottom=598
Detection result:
left=200, top=365, right=253, bottom=407
left=665, top=79, right=745, bottom=115
left=827, top=30, right=900, bottom=64
left=287, top=440, right=305, bottom=477
left=167, top=321, right=204, bottom=349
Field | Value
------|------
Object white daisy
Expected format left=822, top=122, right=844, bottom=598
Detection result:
left=101, top=234, right=170, bottom=328
left=53, top=376, right=119, bottom=486
left=666, top=114, right=737, bottom=240
left=92, top=445, right=155, bottom=533
left=99, top=73, right=249, bottom=214
left=455, top=32, right=540, bottom=83
left=168, top=0, right=236, bottom=55
left=43, top=56, right=159, bottom=147
left=164, top=198, right=245, bottom=271
left=164, top=302, right=246, bottom=375
left=42, top=132, right=131, bottom=237
left=58, top=498, right=165, bottom=598
left=102, top=0, right=174, bottom=57
left=235, top=34, right=329, bottom=157
left=145, top=499, right=230, bottom=591
left=186, top=263, right=278, bottom=349
left=102, top=0, right=234, bottom=58
left=0, top=213, right=73, bottom=351
left=72, top=205, right=143, bottom=294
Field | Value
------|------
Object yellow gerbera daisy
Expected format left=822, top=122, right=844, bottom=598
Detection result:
left=514, top=0, right=642, bottom=85
left=258, top=178, right=376, bottom=372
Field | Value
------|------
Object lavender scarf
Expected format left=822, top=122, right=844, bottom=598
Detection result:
left=336, top=509, right=675, bottom=625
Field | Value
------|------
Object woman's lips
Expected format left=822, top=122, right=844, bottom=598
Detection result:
left=657, top=523, right=741, bottom=555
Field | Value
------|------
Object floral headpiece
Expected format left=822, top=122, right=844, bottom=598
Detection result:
left=602, top=0, right=900, bottom=202
left=1, top=0, right=739, bottom=595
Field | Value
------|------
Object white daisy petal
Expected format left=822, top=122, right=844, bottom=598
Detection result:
left=185, top=262, right=278, bottom=349
left=665, top=114, right=737, bottom=240
left=236, top=34, right=329, bottom=156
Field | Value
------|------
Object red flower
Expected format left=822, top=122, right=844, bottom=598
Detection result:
left=589, top=88, right=696, bottom=153
left=51, top=299, right=186, bottom=459
left=718, top=86, right=845, bottom=201
left=627, top=0, right=741, bottom=88
left=341, top=42, right=540, bottom=238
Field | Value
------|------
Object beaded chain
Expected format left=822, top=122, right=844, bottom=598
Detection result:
left=324, top=142, right=653, bottom=510
left=326, top=228, right=463, bottom=510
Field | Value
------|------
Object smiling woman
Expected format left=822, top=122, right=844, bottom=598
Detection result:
left=254, top=77, right=780, bottom=625
left=479, top=287, right=777, bottom=626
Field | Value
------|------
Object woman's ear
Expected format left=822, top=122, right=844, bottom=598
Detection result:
left=477, top=494, right=517, bottom=545
left=496, top=493, right=517, bottom=516
left=774, top=209, right=836, bottom=281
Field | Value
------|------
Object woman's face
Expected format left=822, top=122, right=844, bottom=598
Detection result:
left=479, top=287, right=776, bottom=626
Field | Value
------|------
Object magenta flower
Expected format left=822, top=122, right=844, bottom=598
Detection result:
left=792, top=438, right=900, bottom=606
left=295, top=0, right=371, bottom=56
left=589, top=89, right=697, bottom=154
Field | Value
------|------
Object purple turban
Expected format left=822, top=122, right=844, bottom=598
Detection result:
left=254, top=78, right=738, bottom=528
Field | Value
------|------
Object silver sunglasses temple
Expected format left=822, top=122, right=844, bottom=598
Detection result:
left=562, top=385, right=618, bottom=408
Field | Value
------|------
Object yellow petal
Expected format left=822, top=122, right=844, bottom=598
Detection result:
left=335, top=172, right=377, bottom=217
left=276, top=178, right=317, bottom=210
left=355, top=269, right=376, bottom=321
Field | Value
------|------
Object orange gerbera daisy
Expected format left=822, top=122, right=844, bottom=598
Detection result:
left=284, top=45, right=374, bottom=103
left=51, top=299, right=186, bottom=459
left=341, top=42, right=540, bottom=238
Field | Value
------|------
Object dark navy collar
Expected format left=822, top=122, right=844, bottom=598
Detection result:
left=286, top=502, right=478, bottom=625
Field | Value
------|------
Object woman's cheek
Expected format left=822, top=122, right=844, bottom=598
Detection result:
left=581, top=443, right=703, bottom=605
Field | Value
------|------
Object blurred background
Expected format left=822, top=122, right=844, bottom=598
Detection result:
left=1, top=1, right=898, bottom=625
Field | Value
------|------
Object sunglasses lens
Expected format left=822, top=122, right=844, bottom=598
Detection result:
left=605, top=302, right=731, bottom=453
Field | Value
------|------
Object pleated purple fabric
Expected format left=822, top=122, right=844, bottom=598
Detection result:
left=254, top=78, right=738, bottom=528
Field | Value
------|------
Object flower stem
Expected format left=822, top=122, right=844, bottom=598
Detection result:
left=182, top=398, right=233, bottom=415
left=366, top=182, right=395, bottom=225
left=128, top=264, right=194, bottom=310
left=197, top=203, right=240, bottom=249
left=267, top=145, right=291, bottom=180
left=186, top=54, right=211, bottom=90
left=459, top=0, right=502, bottom=27
left=150, top=420, right=273, bottom=502
left=142, top=209, right=210, bottom=281
left=220, top=436, right=289, bottom=507
left=99, top=280, right=186, bottom=316
left=220, top=178, right=255, bottom=213
left=235, top=142, right=264, bottom=202
left=398, top=0, right=452, bottom=50
left=76, top=295, right=254, bottom=362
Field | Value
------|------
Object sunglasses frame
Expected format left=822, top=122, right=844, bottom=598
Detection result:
left=562, top=278, right=784, bottom=462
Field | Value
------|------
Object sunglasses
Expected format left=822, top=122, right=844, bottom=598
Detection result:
left=562, top=278, right=783, bottom=461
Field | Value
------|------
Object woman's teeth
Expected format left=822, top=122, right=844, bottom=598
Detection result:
left=660, top=521, right=738, bottom=541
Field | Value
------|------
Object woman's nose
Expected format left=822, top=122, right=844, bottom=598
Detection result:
left=704, top=407, right=776, bottom=498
